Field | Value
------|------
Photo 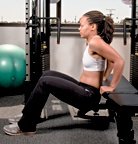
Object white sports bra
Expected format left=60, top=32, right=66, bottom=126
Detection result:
left=82, top=46, right=105, bottom=71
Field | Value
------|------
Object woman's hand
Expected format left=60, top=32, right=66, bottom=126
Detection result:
left=100, top=85, right=115, bottom=95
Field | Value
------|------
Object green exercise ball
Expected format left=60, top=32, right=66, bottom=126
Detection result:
left=0, top=44, right=26, bottom=88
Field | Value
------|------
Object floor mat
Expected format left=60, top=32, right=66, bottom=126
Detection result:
left=0, top=94, right=137, bottom=144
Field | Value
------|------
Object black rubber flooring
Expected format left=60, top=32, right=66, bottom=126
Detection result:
left=0, top=95, right=138, bottom=144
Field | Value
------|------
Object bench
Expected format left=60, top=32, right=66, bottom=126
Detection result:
left=77, top=75, right=138, bottom=144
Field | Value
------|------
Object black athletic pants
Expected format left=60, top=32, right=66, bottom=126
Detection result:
left=18, top=70, right=101, bottom=132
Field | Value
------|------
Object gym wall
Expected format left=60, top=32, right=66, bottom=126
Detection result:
left=0, top=26, right=131, bottom=81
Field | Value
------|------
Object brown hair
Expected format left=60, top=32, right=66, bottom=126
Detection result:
left=83, top=10, right=114, bottom=44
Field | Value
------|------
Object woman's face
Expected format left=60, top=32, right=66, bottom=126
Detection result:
left=78, top=16, right=93, bottom=39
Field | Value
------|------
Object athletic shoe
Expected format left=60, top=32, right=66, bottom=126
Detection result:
left=3, top=123, right=36, bottom=136
left=8, top=113, right=22, bottom=124
left=8, top=108, right=48, bottom=124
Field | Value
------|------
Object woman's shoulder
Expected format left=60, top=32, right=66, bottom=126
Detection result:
left=89, top=35, right=108, bottom=53
left=89, top=35, right=103, bottom=48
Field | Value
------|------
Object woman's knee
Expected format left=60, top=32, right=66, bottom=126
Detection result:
left=38, top=76, right=53, bottom=88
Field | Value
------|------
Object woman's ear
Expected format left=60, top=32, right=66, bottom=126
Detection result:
left=91, top=23, right=97, bottom=31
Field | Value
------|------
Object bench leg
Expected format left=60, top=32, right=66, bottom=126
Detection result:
left=115, top=110, right=136, bottom=144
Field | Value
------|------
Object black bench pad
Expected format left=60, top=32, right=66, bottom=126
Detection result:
left=108, top=93, right=138, bottom=108
left=102, top=75, right=138, bottom=112
left=103, top=75, right=138, bottom=94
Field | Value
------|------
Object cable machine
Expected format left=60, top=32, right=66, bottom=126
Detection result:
left=123, top=0, right=138, bottom=89
left=25, top=0, right=61, bottom=102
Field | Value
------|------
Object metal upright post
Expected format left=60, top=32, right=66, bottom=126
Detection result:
left=130, top=0, right=138, bottom=89
left=131, top=0, right=136, bottom=55
left=56, top=0, right=61, bottom=19
left=44, top=0, right=50, bottom=70
left=25, top=0, right=30, bottom=82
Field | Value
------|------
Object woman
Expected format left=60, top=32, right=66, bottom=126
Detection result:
left=3, top=10, right=124, bottom=137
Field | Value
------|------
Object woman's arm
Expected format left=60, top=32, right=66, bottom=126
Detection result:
left=90, top=37, right=125, bottom=93
left=103, top=60, right=114, bottom=81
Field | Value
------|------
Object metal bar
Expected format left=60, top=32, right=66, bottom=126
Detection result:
left=131, top=0, right=137, bottom=54
left=56, top=0, right=61, bottom=20
left=123, top=18, right=138, bottom=45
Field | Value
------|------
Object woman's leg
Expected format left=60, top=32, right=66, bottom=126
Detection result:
left=24, top=70, right=77, bottom=103
left=42, top=70, right=78, bottom=83
left=18, top=74, right=100, bottom=132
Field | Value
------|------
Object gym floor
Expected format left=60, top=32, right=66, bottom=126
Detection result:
left=0, top=94, right=138, bottom=144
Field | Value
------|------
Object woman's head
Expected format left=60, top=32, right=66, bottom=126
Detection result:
left=82, top=10, right=114, bottom=44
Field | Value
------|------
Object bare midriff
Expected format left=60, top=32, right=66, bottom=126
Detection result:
left=80, top=70, right=104, bottom=89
